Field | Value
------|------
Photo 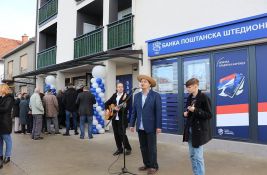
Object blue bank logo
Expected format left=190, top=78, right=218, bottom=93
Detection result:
left=152, top=41, right=162, bottom=54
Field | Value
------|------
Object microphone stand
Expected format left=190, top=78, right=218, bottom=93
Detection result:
left=106, top=88, right=138, bottom=175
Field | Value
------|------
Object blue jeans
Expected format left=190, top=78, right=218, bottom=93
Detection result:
left=0, top=134, right=12, bottom=157
left=188, top=129, right=205, bottom=175
left=65, top=110, right=78, bottom=132
left=80, top=115, right=93, bottom=138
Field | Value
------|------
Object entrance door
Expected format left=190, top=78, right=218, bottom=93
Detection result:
left=116, top=74, right=133, bottom=122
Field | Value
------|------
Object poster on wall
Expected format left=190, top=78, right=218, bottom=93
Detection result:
left=256, top=45, right=267, bottom=143
left=215, top=49, right=249, bottom=139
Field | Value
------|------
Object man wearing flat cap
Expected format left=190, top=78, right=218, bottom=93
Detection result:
left=130, top=74, right=162, bottom=175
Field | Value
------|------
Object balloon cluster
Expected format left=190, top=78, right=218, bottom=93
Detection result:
left=45, top=75, right=57, bottom=95
left=90, top=66, right=106, bottom=134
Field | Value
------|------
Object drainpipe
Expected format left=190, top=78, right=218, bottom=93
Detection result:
left=34, top=0, right=39, bottom=90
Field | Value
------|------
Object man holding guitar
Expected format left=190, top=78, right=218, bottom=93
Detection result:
left=105, top=83, right=132, bottom=156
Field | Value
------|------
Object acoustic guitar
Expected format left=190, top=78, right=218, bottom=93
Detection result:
left=105, top=104, right=118, bottom=120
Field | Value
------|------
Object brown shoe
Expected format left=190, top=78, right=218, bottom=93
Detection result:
left=138, top=166, right=148, bottom=171
left=147, top=168, right=158, bottom=175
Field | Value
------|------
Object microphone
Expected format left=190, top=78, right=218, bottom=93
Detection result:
left=132, top=87, right=140, bottom=91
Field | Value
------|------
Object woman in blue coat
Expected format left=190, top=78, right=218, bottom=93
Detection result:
left=19, top=94, right=30, bottom=134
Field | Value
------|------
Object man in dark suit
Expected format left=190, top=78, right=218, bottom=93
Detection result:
left=62, top=84, right=79, bottom=136
left=130, top=75, right=162, bottom=175
left=105, top=83, right=132, bottom=156
left=183, top=78, right=212, bottom=175
left=76, top=86, right=96, bottom=139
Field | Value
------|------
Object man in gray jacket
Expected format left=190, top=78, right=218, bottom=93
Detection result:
left=76, top=86, right=96, bottom=139
left=43, top=89, right=60, bottom=134
left=30, top=87, right=44, bottom=140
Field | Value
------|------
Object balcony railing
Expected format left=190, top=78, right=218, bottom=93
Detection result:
left=74, top=28, right=103, bottom=59
left=39, top=0, right=58, bottom=24
left=107, top=15, right=133, bottom=50
left=37, top=46, right=57, bottom=69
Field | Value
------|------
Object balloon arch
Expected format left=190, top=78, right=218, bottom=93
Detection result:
left=90, top=66, right=106, bottom=134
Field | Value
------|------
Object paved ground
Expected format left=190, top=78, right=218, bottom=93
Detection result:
left=1, top=129, right=267, bottom=175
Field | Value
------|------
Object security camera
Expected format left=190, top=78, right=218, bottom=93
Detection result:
left=132, top=64, right=138, bottom=71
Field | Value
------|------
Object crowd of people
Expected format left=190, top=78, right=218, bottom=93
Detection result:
left=0, top=75, right=212, bottom=175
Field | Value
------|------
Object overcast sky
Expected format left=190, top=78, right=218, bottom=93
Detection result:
left=0, top=0, right=36, bottom=40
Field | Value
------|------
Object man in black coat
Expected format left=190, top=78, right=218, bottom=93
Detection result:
left=62, top=84, right=79, bottom=136
left=105, top=83, right=132, bottom=156
left=76, top=86, right=96, bottom=139
left=183, top=78, right=212, bottom=175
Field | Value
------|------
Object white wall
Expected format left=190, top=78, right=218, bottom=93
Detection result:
left=116, top=64, right=139, bottom=88
left=133, top=0, right=267, bottom=73
left=56, top=0, right=77, bottom=63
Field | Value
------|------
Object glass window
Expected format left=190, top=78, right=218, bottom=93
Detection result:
left=152, top=58, right=179, bottom=134
left=152, top=58, right=178, bottom=93
left=20, top=54, right=28, bottom=71
left=7, top=61, right=13, bottom=79
left=183, top=55, right=210, bottom=93
left=20, top=86, right=27, bottom=94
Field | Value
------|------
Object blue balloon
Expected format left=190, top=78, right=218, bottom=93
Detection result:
left=99, top=120, right=105, bottom=125
left=94, top=111, right=97, bottom=115
left=99, top=84, right=104, bottom=89
left=96, top=78, right=102, bottom=84
left=90, top=88, right=95, bottom=92
left=101, top=88, right=105, bottom=93
left=92, top=125, right=96, bottom=129
left=93, top=129, right=98, bottom=134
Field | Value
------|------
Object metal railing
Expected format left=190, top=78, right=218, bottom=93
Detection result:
left=107, top=15, right=134, bottom=50
left=37, top=46, right=57, bottom=69
left=74, top=28, right=103, bottom=59
left=38, top=0, right=58, bottom=24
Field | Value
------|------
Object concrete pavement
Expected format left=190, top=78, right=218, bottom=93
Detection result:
left=0, top=130, right=267, bottom=175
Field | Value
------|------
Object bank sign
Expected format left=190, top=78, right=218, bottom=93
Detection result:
left=147, top=13, right=267, bottom=57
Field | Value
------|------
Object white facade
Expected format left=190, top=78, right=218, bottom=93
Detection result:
left=35, top=0, right=267, bottom=96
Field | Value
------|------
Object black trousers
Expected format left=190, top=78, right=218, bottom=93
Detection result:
left=112, top=120, right=132, bottom=151
left=138, top=130, right=158, bottom=169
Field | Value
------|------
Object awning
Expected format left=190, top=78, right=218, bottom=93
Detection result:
left=13, top=49, right=143, bottom=79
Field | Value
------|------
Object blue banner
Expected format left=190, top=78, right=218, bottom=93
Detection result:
left=147, top=13, right=267, bottom=57
left=256, top=44, right=267, bottom=143
left=214, top=49, right=249, bottom=139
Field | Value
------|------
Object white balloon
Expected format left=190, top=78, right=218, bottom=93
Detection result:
left=50, top=84, right=55, bottom=89
left=90, top=78, right=96, bottom=83
left=99, top=128, right=105, bottom=134
left=96, top=106, right=102, bottom=112
left=96, top=88, right=101, bottom=93
left=45, top=75, right=56, bottom=85
left=93, top=103, right=98, bottom=107
left=93, top=116, right=96, bottom=120
left=93, top=119, right=98, bottom=125
left=101, top=97, right=105, bottom=102
left=92, top=66, right=106, bottom=78
left=96, top=124, right=102, bottom=130
left=92, top=83, right=98, bottom=88
left=102, top=79, right=105, bottom=84
left=99, top=92, right=104, bottom=98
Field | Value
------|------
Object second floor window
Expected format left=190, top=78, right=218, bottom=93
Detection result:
left=20, top=54, right=28, bottom=71
left=7, top=61, right=13, bottom=79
